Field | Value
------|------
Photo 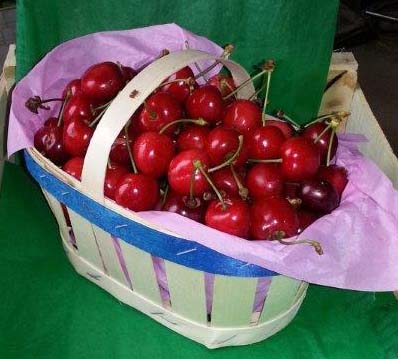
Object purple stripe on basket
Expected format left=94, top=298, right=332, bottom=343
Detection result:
left=205, top=273, right=215, bottom=314
left=253, top=277, right=273, bottom=313
left=152, top=256, right=171, bottom=303
left=112, top=237, right=133, bottom=289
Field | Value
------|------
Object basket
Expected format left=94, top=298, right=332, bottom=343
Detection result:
left=24, top=50, right=307, bottom=349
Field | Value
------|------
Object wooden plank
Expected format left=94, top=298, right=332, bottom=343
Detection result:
left=165, top=261, right=207, bottom=324
left=259, top=275, right=301, bottom=323
left=118, top=240, right=162, bottom=305
left=211, top=275, right=257, bottom=327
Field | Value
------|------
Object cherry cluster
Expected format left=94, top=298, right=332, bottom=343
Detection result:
left=30, top=53, right=349, bottom=253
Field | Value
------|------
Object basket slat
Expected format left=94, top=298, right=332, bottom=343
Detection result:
left=259, top=276, right=301, bottom=323
left=118, top=240, right=162, bottom=305
left=164, top=261, right=207, bottom=325
left=211, top=275, right=257, bottom=327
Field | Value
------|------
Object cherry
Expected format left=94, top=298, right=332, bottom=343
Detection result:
left=265, top=119, right=294, bottom=139
left=176, top=125, right=210, bottom=152
left=34, top=125, right=68, bottom=165
left=120, top=65, right=137, bottom=83
left=133, top=132, right=175, bottom=178
left=135, top=92, right=182, bottom=135
left=62, top=79, right=81, bottom=98
left=212, top=167, right=246, bottom=198
left=44, top=117, right=59, bottom=127
left=222, top=99, right=262, bottom=134
left=63, top=157, right=84, bottom=180
left=302, top=122, right=338, bottom=164
left=162, top=191, right=206, bottom=223
left=205, top=198, right=250, bottom=238
left=104, top=163, right=129, bottom=200
left=281, top=137, right=320, bottom=181
left=63, top=94, right=94, bottom=125
left=250, top=197, right=299, bottom=240
left=208, top=74, right=236, bottom=98
left=63, top=118, right=94, bottom=157
left=297, top=210, right=319, bottom=234
left=246, top=126, right=285, bottom=160
left=115, top=173, right=159, bottom=211
left=161, top=66, right=196, bottom=103
left=185, top=85, right=223, bottom=124
left=283, top=182, right=301, bottom=199
left=81, top=61, right=124, bottom=103
left=168, top=150, right=210, bottom=196
left=299, top=179, right=339, bottom=214
left=109, top=126, right=135, bottom=166
left=246, top=163, right=283, bottom=199
left=317, top=165, right=348, bottom=198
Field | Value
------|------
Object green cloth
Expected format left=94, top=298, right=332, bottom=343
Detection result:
left=1, top=161, right=398, bottom=358
left=16, top=0, right=339, bottom=125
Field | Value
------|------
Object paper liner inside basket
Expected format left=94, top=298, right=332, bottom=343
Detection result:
left=8, top=24, right=398, bottom=291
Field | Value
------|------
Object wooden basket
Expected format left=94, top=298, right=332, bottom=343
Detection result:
left=24, top=49, right=309, bottom=348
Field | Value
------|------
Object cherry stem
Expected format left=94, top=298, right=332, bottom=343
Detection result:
left=249, top=80, right=267, bottom=101
left=161, top=184, right=169, bottom=208
left=304, top=111, right=350, bottom=128
left=159, top=118, right=208, bottom=134
left=56, top=92, right=71, bottom=127
left=94, top=99, right=113, bottom=111
left=248, top=158, right=282, bottom=163
left=158, top=78, right=192, bottom=88
left=194, top=160, right=226, bottom=209
left=189, top=167, right=196, bottom=202
left=276, top=110, right=301, bottom=129
left=208, top=135, right=244, bottom=173
left=313, top=123, right=332, bottom=143
left=124, top=124, right=138, bottom=174
left=275, top=238, right=323, bottom=255
left=223, top=70, right=266, bottom=101
left=88, top=105, right=109, bottom=128
left=230, top=165, right=249, bottom=200
left=25, top=96, right=64, bottom=114
left=326, top=128, right=336, bottom=166
left=262, top=71, right=272, bottom=126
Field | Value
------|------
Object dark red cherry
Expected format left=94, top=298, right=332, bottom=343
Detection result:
left=63, top=157, right=84, bottom=180
left=63, top=118, right=94, bottom=157
left=250, top=197, right=299, bottom=240
left=104, top=163, right=129, bottom=200
left=109, top=126, right=135, bottom=166
left=299, top=179, right=339, bottom=214
left=162, top=191, right=206, bottom=223
left=176, top=125, right=210, bottom=152
left=212, top=167, right=245, bottom=198
left=115, top=173, right=159, bottom=211
left=44, top=117, right=59, bottom=127
left=81, top=61, right=124, bottom=103
left=205, top=198, right=250, bottom=238
left=208, top=74, right=236, bottom=98
left=62, top=79, right=81, bottom=98
left=222, top=99, right=262, bottom=134
left=63, top=94, right=94, bottom=126
left=265, top=119, right=294, bottom=139
left=246, top=126, right=285, bottom=160
left=34, top=125, right=68, bottom=165
left=120, top=65, right=137, bottom=83
left=297, top=210, right=319, bottom=234
left=185, top=85, right=223, bottom=124
left=161, top=66, right=196, bottom=103
left=283, top=182, right=301, bottom=199
left=317, top=165, right=348, bottom=198
left=246, top=163, right=283, bottom=199
left=133, top=132, right=175, bottom=178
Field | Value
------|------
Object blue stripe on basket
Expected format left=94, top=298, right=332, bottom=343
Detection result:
left=24, top=151, right=277, bottom=277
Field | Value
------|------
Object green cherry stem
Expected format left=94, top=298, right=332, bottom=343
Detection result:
left=89, top=105, right=110, bottom=128
left=326, top=128, right=336, bottom=166
left=271, top=231, right=323, bottom=255
left=262, top=70, right=272, bottom=126
left=208, top=135, right=244, bottom=173
left=230, top=165, right=249, bottom=200
left=248, top=158, right=282, bottom=164
left=124, top=123, right=138, bottom=174
left=159, top=118, right=208, bottom=134
left=304, top=111, right=350, bottom=128
left=161, top=184, right=169, bottom=208
left=223, top=70, right=266, bottom=101
left=313, top=123, right=332, bottom=143
left=57, top=92, right=71, bottom=127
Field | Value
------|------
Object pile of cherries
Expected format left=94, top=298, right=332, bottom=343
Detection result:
left=30, top=51, right=349, bottom=254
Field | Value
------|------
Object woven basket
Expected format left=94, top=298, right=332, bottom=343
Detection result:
left=25, top=50, right=307, bottom=349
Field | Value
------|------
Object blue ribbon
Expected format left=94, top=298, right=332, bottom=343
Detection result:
left=24, top=151, right=277, bottom=277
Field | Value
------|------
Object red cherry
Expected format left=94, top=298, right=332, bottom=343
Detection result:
left=222, top=99, right=262, bottom=134
left=299, top=179, right=339, bottom=214
left=120, top=65, right=137, bottom=83
left=34, top=125, right=69, bottom=165
left=115, top=173, right=159, bottom=211
left=161, top=66, right=196, bottom=103
left=133, top=132, right=175, bottom=178
left=205, top=198, right=250, bottom=238
left=265, top=119, right=294, bottom=139
left=246, top=163, right=283, bottom=199
left=318, top=165, right=348, bottom=198
left=250, top=197, right=299, bottom=240
left=135, top=92, right=182, bottom=134
left=162, top=191, right=206, bottom=223
left=302, top=122, right=338, bottom=163
left=62, top=79, right=81, bottom=98
left=208, top=74, right=236, bottom=98
left=212, top=167, right=245, bottom=198
left=176, top=125, right=210, bottom=152
left=281, top=137, right=320, bottom=181
left=185, top=85, right=223, bottom=124
left=104, top=163, right=129, bottom=200
left=246, top=126, right=285, bottom=160
left=109, top=127, right=135, bottom=166
left=63, top=94, right=93, bottom=125
left=168, top=150, right=210, bottom=196
left=297, top=210, right=319, bottom=234
left=44, top=117, right=59, bottom=127
left=81, top=61, right=124, bottom=103
left=63, top=157, right=84, bottom=180
left=63, top=118, right=94, bottom=157
left=283, top=182, right=301, bottom=199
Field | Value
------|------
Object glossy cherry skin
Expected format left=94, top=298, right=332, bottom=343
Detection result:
left=63, top=118, right=94, bottom=157
left=115, top=173, right=159, bottom=211
left=246, top=126, right=285, bottom=160
left=120, top=65, right=137, bottom=83
left=81, top=61, right=124, bottom=103
left=162, top=191, right=206, bottom=223
left=212, top=167, right=245, bottom=198
left=250, top=197, right=299, bottom=240
left=281, top=137, right=320, bottom=181
left=63, top=157, right=84, bottom=180
left=297, top=210, right=319, bottom=234
left=302, top=122, right=338, bottom=163
left=283, top=181, right=301, bottom=199
left=168, top=150, right=210, bottom=196
left=185, top=85, right=223, bottom=124
left=299, top=179, right=339, bottom=214
left=133, top=132, right=175, bottom=178
left=34, top=125, right=69, bottom=165
left=62, top=79, right=81, bottom=98
left=161, top=66, right=196, bottom=103
left=222, top=99, right=262, bottom=134
left=246, top=163, right=283, bottom=199
left=104, top=163, right=129, bottom=200
left=176, top=125, right=210, bottom=152
left=265, top=119, right=294, bottom=139
left=135, top=92, right=182, bottom=135
left=205, top=198, right=250, bottom=238
left=317, top=165, right=348, bottom=198
left=109, top=127, right=135, bottom=166
left=208, top=74, right=236, bottom=98
left=206, top=127, right=248, bottom=167
left=63, top=94, right=93, bottom=125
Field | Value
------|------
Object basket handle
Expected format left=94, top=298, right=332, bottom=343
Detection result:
left=81, top=49, right=254, bottom=204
